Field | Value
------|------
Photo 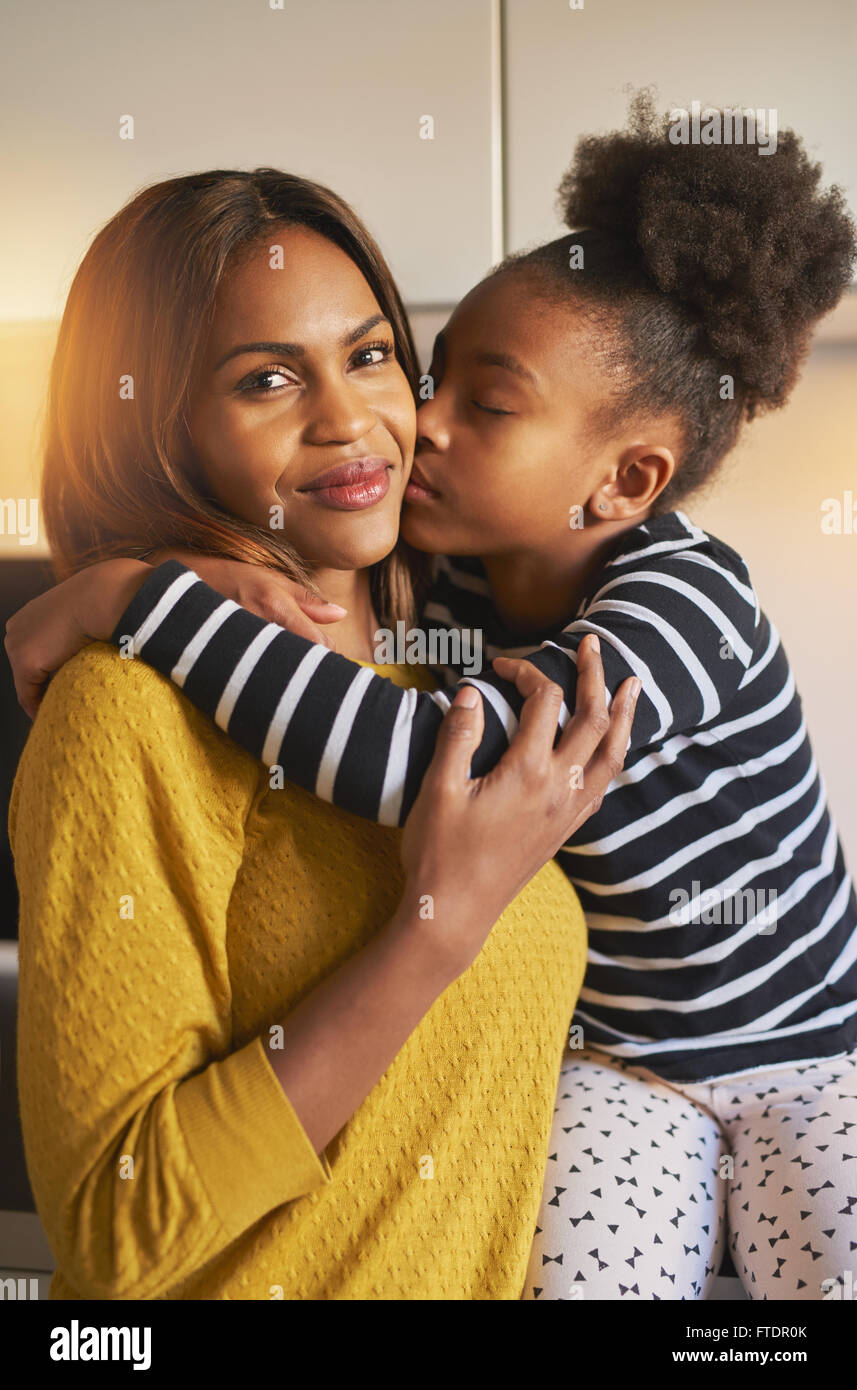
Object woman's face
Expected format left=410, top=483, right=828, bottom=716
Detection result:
left=401, top=271, right=658, bottom=558
left=188, top=224, right=416, bottom=572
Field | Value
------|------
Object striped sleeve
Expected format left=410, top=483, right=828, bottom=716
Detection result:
left=110, top=526, right=758, bottom=827
left=563, top=523, right=761, bottom=746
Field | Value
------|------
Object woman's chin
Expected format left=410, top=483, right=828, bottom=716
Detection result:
left=305, top=524, right=401, bottom=572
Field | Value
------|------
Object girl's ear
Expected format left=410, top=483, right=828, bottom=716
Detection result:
left=590, top=443, right=677, bottom=521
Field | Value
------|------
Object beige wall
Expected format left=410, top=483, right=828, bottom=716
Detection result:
left=0, top=322, right=55, bottom=529
left=690, top=346, right=857, bottom=872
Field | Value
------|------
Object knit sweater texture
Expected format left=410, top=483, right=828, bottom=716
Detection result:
left=10, top=643, right=586, bottom=1299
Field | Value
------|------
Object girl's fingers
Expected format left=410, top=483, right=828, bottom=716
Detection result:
left=276, top=606, right=339, bottom=649
left=242, top=591, right=339, bottom=649
left=16, top=677, right=43, bottom=722
left=8, top=655, right=48, bottom=721
left=293, top=590, right=349, bottom=621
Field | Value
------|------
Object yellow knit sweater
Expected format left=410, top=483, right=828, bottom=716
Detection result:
left=10, top=643, right=587, bottom=1300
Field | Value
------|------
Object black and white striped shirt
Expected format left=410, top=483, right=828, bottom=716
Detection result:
left=113, top=510, right=857, bottom=1082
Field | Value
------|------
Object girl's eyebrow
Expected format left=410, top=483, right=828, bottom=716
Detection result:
left=472, top=350, right=539, bottom=389
left=431, top=332, right=539, bottom=392
left=214, top=314, right=390, bottom=371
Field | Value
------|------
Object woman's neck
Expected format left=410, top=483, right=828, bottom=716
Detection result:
left=311, top=565, right=380, bottom=662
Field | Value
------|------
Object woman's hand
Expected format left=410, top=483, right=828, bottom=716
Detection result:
left=4, top=552, right=346, bottom=720
left=398, top=634, right=639, bottom=978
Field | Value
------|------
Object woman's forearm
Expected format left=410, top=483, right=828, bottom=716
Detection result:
left=263, top=897, right=462, bottom=1155
left=259, top=637, right=638, bottom=1158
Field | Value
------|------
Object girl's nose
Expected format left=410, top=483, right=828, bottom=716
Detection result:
left=415, top=391, right=450, bottom=452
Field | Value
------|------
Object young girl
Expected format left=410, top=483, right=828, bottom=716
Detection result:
left=10, top=97, right=857, bottom=1299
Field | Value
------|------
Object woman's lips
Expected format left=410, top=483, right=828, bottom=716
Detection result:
left=405, top=462, right=441, bottom=502
left=299, top=458, right=394, bottom=511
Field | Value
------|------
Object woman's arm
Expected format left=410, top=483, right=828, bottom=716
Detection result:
left=261, top=651, right=638, bottom=1152
left=11, top=640, right=635, bottom=1297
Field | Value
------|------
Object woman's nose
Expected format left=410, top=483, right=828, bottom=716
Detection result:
left=303, top=375, right=376, bottom=445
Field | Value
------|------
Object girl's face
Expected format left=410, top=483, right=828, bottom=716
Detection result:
left=188, top=225, right=416, bottom=572
left=401, top=271, right=671, bottom=558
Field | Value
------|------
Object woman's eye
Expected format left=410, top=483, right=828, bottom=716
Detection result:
left=238, top=366, right=293, bottom=393
left=351, top=341, right=395, bottom=369
left=471, top=399, right=514, bottom=416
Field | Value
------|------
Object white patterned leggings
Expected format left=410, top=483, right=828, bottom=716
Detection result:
left=522, top=1044, right=857, bottom=1300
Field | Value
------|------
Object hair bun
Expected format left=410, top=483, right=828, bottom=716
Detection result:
left=557, top=90, right=856, bottom=407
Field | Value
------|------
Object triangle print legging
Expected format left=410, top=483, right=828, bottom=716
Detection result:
left=521, top=1044, right=857, bottom=1300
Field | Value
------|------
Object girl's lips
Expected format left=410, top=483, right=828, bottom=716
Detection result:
left=405, top=464, right=441, bottom=502
left=301, top=464, right=393, bottom=511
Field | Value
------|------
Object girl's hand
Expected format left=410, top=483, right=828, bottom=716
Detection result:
left=5, top=559, right=152, bottom=720
left=142, top=551, right=347, bottom=646
left=4, top=553, right=346, bottom=720
left=398, top=634, right=640, bottom=978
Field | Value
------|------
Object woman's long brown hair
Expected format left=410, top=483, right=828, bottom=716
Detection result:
left=41, top=168, right=428, bottom=627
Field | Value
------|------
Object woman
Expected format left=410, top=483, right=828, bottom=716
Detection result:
left=7, top=169, right=636, bottom=1300
left=12, top=96, right=857, bottom=1300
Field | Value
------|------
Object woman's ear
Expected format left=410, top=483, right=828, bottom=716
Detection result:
left=589, top=442, right=677, bottom=520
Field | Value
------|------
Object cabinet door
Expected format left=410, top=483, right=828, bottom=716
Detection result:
left=0, top=0, right=499, bottom=317
left=503, top=0, right=857, bottom=251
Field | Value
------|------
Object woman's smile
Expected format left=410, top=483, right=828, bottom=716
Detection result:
left=295, top=456, right=396, bottom=510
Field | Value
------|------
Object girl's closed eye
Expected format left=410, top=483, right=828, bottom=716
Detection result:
left=471, top=399, right=515, bottom=416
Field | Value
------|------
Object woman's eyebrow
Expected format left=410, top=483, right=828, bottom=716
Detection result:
left=342, top=312, right=389, bottom=346
left=214, top=314, right=391, bottom=371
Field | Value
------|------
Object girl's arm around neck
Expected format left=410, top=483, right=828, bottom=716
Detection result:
left=100, top=543, right=751, bottom=830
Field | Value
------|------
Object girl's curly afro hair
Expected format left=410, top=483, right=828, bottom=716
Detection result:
left=494, top=89, right=856, bottom=510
